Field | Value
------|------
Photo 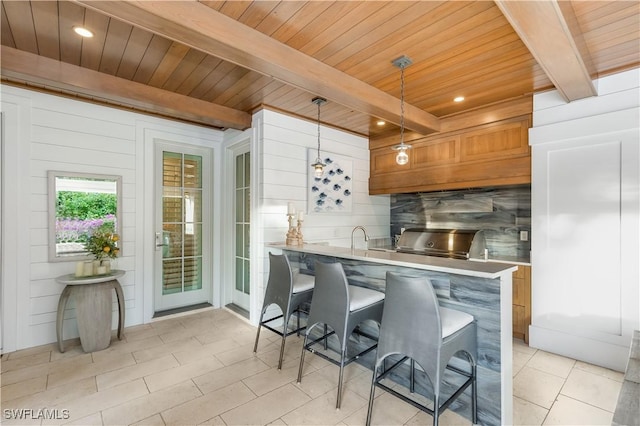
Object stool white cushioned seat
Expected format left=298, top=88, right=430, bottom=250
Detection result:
left=349, top=285, right=386, bottom=312
left=292, top=273, right=315, bottom=293
left=439, top=307, right=474, bottom=338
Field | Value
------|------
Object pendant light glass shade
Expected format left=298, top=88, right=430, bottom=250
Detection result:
left=310, top=97, right=327, bottom=177
left=391, top=55, right=412, bottom=165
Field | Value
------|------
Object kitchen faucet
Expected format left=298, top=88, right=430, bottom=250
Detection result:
left=351, top=225, right=370, bottom=250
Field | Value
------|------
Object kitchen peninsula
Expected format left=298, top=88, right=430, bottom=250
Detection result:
left=269, top=243, right=516, bottom=426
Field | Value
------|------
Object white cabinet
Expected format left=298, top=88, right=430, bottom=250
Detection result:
left=529, top=69, right=639, bottom=372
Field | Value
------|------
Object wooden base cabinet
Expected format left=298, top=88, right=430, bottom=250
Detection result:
left=512, top=265, right=531, bottom=343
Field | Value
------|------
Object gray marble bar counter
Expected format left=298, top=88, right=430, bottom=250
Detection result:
left=268, top=243, right=516, bottom=425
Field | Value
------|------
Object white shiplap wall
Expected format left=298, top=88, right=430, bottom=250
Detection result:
left=251, top=109, right=390, bottom=324
left=1, top=85, right=223, bottom=352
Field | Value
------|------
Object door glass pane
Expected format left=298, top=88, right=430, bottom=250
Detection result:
left=235, top=224, right=243, bottom=257
left=236, top=155, right=243, bottom=189
left=243, top=224, right=250, bottom=258
left=243, top=259, right=250, bottom=295
left=184, top=257, right=202, bottom=291
left=163, top=259, right=182, bottom=294
left=163, top=224, right=182, bottom=258
left=235, top=189, right=243, bottom=222
left=244, top=153, right=250, bottom=185
left=162, top=151, right=203, bottom=296
left=183, top=154, right=202, bottom=188
left=163, top=188, right=182, bottom=223
left=184, top=190, right=202, bottom=222
left=235, top=258, right=244, bottom=291
left=163, top=152, right=182, bottom=187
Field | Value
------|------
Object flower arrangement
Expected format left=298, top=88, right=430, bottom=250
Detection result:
left=84, top=230, right=120, bottom=260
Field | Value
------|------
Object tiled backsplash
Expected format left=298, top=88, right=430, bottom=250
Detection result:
left=391, top=185, right=531, bottom=260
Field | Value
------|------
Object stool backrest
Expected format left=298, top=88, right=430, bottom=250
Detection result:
left=378, top=272, right=443, bottom=369
left=264, top=253, right=294, bottom=308
left=307, top=262, right=350, bottom=339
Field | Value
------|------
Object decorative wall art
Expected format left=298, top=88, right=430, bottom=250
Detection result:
left=307, top=149, right=353, bottom=213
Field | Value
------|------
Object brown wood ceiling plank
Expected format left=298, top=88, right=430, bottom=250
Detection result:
left=254, top=1, right=307, bottom=35
left=202, top=65, right=251, bottom=103
left=575, top=3, right=639, bottom=32
left=332, top=2, right=465, bottom=76
left=1, top=3, right=16, bottom=48
left=131, top=34, right=172, bottom=84
left=161, top=48, right=207, bottom=92
left=321, top=2, right=438, bottom=67
left=234, top=1, right=279, bottom=28
left=269, top=2, right=334, bottom=43
left=175, top=55, right=223, bottom=96
left=80, top=8, right=109, bottom=70
left=298, top=2, right=387, bottom=58
left=75, top=0, right=441, bottom=134
left=353, top=3, right=502, bottom=86
left=1, top=46, right=251, bottom=130
left=116, top=27, right=153, bottom=80
left=495, top=0, right=597, bottom=101
left=3, top=1, right=38, bottom=53
left=211, top=67, right=266, bottom=106
left=31, top=1, right=60, bottom=61
left=217, top=1, right=254, bottom=20
left=58, top=1, right=85, bottom=66
left=187, top=59, right=234, bottom=99
left=147, top=41, right=190, bottom=88
left=373, top=15, right=516, bottom=93
left=99, top=19, right=133, bottom=75
left=284, top=2, right=355, bottom=50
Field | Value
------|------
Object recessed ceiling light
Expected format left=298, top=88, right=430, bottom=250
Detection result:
left=73, top=26, right=94, bottom=38
left=454, top=96, right=465, bottom=103
left=376, top=120, right=386, bottom=126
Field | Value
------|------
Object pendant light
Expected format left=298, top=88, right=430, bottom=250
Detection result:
left=391, top=55, right=413, bottom=165
left=310, top=97, right=327, bottom=178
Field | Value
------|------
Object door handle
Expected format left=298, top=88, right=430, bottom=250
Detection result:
left=155, top=232, right=168, bottom=250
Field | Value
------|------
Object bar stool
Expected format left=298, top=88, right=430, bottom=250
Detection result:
left=253, top=252, right=315, bottom=369
left=366, top=272, right=477, bottom=426
left=297, top=261, right=385, bottom=409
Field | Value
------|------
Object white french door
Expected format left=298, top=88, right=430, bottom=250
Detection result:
left=154, top=143, right=212, bottom=312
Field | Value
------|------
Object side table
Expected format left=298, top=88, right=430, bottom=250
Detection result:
left=55, top=269, right=125, bottom=353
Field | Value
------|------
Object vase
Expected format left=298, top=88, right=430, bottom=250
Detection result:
left=101, top=259, right=111, bottom=273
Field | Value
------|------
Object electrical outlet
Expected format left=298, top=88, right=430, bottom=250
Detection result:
left=520, top=230, right=528, bottom=241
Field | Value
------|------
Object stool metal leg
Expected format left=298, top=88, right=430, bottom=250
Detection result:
left=410, top=359, right=415, bottom=393
left=336, top=346, right=347, bottom=409
left=253, top=310, right=265, bottom=353
left=365, top=364, right=378, bottom=426
left=472, top=362, right=478, bottom=424
left=297, top=334, right=309, bottom=383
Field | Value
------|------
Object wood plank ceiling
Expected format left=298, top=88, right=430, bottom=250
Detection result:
left=1, top=1, right=638, bottom=137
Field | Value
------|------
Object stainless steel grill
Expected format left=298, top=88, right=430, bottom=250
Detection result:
left=395, top=228, right=486, bottom=260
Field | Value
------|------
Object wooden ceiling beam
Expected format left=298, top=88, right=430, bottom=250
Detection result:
left=73, top=0, right=441, bottom=135
left=0, top=47, right=251, bottom=130
left=495, top=0, right=597, bottom=102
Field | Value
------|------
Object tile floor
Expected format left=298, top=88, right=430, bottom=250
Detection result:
left=0, top=308, right=624, bottom=425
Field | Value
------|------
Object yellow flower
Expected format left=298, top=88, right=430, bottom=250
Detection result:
left=111, top=235, right=119, bottom=242
left=103, top=246, right=111, bottom=253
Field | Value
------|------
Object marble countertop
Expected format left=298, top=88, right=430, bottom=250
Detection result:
left=269, top=243, right=517, bottom=279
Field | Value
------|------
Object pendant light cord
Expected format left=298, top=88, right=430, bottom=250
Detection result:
left=400, top=64, right=405, bottom=145
left=317, top=100, right=321, bottom=158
